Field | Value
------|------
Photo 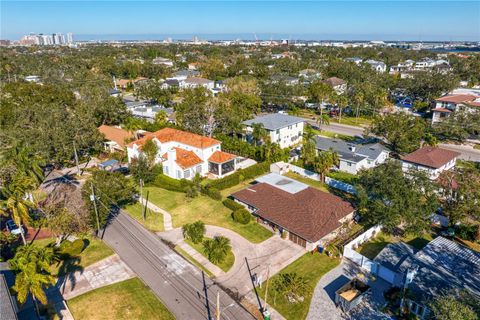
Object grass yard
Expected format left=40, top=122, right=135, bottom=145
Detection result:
left=331, top=116, right=373, bottom=127
left=257, top=253, right=340, bottom=320
left=284, top=172, right=329, bottom=192
left=124, top=202, right=164, bottom=232
left=67, top=278, right=174, bottom=320
left=357, top=231, right=434, bottom=260
left=33, top=237, right=114, bottom=277
left=144, top=186, right=273, bottom=243
left=314, top=129, right=357, bottom=142
left=185, top=238, right=235, bottom=272
left=326, top=171, right=358, bottom=184
left=174, top=245, right=214, bottom=277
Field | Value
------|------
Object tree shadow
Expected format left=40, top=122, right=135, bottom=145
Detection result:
left=323, top=275, right=350, bottom=303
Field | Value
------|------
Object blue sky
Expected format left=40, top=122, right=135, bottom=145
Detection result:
left=1, top=1, right=479, bottom=41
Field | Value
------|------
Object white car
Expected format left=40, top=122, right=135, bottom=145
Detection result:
left=6, top=220, right=23, bottom=235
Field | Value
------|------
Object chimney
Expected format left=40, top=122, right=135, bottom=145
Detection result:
left=350, top=145, right=356, bottom=152
left=168, top=148, right=176, bottom=162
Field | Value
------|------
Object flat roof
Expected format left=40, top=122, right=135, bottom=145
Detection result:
left=243, top=113, right=304, bottom=131
left=256, top=172, right=309, bottom=194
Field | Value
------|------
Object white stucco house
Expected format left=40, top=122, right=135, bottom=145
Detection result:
left=431, top=94, right=480, bottom=124
left=243, top=113, right=305, bottom=149
left=180, top=77, right=215, bottom=90
left=314, top=136, right=390, bottom=174
left=401, top=146, right=460, bottom=180
left=127, top=128, right=237, bottom=180
left=365, top=59, right=387, bottom=73
left=323, top=77, right=347, bottom=95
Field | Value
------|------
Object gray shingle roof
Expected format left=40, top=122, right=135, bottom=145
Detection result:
left=243, top=114, right=304, bottom=131
left=0, top=272, right=17, bottom=320
left=314, top=136, right=389, bottom=164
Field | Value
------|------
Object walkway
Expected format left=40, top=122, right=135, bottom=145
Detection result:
left=177, top=241, right=225, bottom=277
left=138, top=195, right=173, bottom=230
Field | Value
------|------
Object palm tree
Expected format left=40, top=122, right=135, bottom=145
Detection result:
left=10, top=246, right=56, bottom=316
left=352, top=90, right=365, bottom=124
left=3, top=145, right=44, bottom=187
left=302, top=127, right=317, bottom=165
left=203, top=236, right=231, bottom=264
left=316, top=114, right=330, bottom=131
left=274, top=273, right=309, bottom=303
left=313, top=151, right=339, bottom=182
left=123, top=117, right=142, bottom=140
left=336, top=94, right=349, bottom=123
left=251, top=123, right=268, bottom=147
left=0, top=193, right=35, bottom=245
left=309, top=81, right=334, bottom=126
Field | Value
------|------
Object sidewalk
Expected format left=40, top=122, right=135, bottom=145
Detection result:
left=138, top=196, right=173, bottom=230
left=177, top=242, right=225, bottom=277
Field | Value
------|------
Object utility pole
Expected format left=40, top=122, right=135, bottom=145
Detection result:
left=73, top=141, right=80, bottom=174
left=264, top=265, right=270, bottom=308
left=143, top=191, right=149, bottom=221
left=245, top=257, right=263, bottom=312
left=139, top=178, right=144, bottom=215
left=216, top=291, right=220, bottom=320
left=90, top=183, right=101, bottom=236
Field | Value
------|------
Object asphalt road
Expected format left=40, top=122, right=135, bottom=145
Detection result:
left=102, top=211, right=255, bottom=320
left=303, top=118, right=480, bottom=162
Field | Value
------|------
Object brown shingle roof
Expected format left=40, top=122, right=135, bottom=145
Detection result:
left=162, top=147, right=203, bottom=169
left=323, top=77, right=346, bottom=87
left=208, top=151, right=236, bottom=164
left=98, top=125, right=134, bottom=148
left=127, top=128, right=220, bottom=149
left=231, top=183, right=354, bottom=242
left=401, top=147, right=460, bottom=169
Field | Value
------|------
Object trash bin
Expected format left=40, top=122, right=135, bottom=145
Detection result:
left=263, top=310, right=271, bottom=320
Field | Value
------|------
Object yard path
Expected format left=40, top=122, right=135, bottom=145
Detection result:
left=138, top=195, right=173, bottom=230
left=177, top=241, right=226, bottom=277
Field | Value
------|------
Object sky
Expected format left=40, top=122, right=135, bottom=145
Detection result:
left=1, top=1, right=479, bottom=41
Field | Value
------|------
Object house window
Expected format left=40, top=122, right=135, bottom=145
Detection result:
left=184, top=169, right=191, bottom=179
left=196, top=165, right=202, bottom=173
left=164, top=166, right=169, bottom=175
left=276, top=129, right=280, bottom=134
left=176, top=170, right=182, bottom=179
left=347, top=162, right=352, bottom=166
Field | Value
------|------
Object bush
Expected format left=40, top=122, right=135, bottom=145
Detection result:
left=201, top=186, right=221, bottom=200
left=59, top=239, right=85, bottom=257
left=206, top=162, right=270, bottom=191
left=182, top=221, right=205, bottom=244
left=232, top=209, right=251, bottom=224
left=203, top=236, right=231, bottom=264
left=455, top=224, right=479, bottom=241
left=153, top=174, right=193, bottom=192
left=223, top=198, right=245, bottom=211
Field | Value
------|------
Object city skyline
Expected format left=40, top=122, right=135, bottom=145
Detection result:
left=1, top=1, right=479, bottom=41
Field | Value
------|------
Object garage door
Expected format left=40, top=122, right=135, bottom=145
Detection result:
left=289, top=232, right=307, bottom=248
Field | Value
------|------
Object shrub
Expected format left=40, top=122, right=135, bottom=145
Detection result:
left=153, top=174, right=192, bottom=192
left=203, top=236, right=231, bottom=264
left=59, top=239, right=85, bottom=257
left=182, top=221, right=205, bottom=244
left=222, top=198, right=245, bottom=211
left=232, top=209, right=251, bottom=224
left=206, top=162, right=270, bottom=191
left=201, top=186, right=221, bottom=200
left=455, top=224, right=478, bottom=241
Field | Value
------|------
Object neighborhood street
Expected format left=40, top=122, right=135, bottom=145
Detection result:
left=102, top=210, right=255, bottom=320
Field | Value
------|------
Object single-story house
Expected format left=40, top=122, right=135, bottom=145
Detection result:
left=98, top=125, right=134, bottom=152
left=323, top=77, right=347, bottom=95
left=270, top=74, right=300, bottom=86
left=152, top=57, right=173, bottom=67
left=127, top=128, right=237, bottom=180
left=401, top=146, right=460, bottom=180
left=345, top=57, right=363, bottom=65
left=231, top=173, right=355, bottom=250
left=364, top=59, right=387, bottom=73
left=314, top=136, right=390, bottom=174
left=180, top=77, right=215, bottom=90
left=243, top=113, right=305, bottom=149
left=374, top=237, right=480, bottom=319
left=115, top=77, right=148, bottom=90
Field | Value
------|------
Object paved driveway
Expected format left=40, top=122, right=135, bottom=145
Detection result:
left=159, top=225, right=305, bottom=298
left=307, top=260, right=393, bottom=320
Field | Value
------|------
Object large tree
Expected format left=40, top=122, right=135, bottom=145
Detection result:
left=357, top=160, right=438, bottom=235
left=367, top=113, right=426, bottom=154
left=429, top=291, right=479, bottom=320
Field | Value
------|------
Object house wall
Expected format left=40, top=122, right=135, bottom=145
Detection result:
left=401, top=158, right=457, bottom=180
left=338, top=159, right=363, bottom=174
left=266, top=122, right=305, bottom=149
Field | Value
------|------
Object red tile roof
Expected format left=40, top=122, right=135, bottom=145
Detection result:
left=98, top=125, right=134, bottom=148
left=127, top=128, right=220, bottom=149
left=432, top=108, right=452, bottom=113
left=208, top=151, right=236, bottom=164
left=435, top=94, right=477, bottom=104
left=232, top=183, right=354, bottom=242
left=162, top=147, right=203, bottom=169
left=401, top=147, right=460, bottom=169
left=323, top=77, right=346, bottom=87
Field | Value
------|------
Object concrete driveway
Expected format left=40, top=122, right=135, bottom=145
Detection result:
left=306, top=260, right=393, bottom=320
left=159, top=225, right=305, bottom=298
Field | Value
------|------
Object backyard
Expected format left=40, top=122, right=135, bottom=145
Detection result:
left=33, top=236, right=114, bottom=277
left=356, top=231, right=435, bottom=260
left=185, top=238, right=235, bottom=272
left=284, top=172, right=329, bottom=192
left=67, top=278, right=174, bottom=320
left=144, top=186, right=273, bottom=243
left=257, top=253, right=340, bottom=320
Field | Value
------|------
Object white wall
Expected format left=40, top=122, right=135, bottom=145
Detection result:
left=402, top=158, right=457, bottom=180
left=266, top=122, right=304, bottom=149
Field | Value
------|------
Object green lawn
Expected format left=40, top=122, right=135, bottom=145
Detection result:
left=257, top=253, right=340, bottom=320
left=67, top=278, right=174, bottom=320
left=284, top=172, right=329, bottom=192
left=144, top=186, right=273, bottom=243
left=331, top=116, right=372, bottom=127
left=313, top=129, right=357, bottom=141
left=357, top=231, right=434, bottom=260
left=124, top=202, right=164, bottom=232
left=185, top=238, right=235, bottom=272
left=326, top=171, right=358, bottom=184
left=33, top=237, right=114, bottom=277
left=174, top=245, right=214, bottom=277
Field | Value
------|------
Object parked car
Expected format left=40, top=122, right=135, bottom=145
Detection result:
left=6, top=220, right=23, bottom=235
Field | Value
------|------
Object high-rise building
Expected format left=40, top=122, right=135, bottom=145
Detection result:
left=20, top=32, right=72, bottom=46
left=67, top=32, right=74, bottom=44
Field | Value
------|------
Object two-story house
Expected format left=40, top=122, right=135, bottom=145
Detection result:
left=401, top=146, right=460, bottom=180
left=243, top=113, right=305, bottom=149
left=314, top=136, right=390, bottom=174
left=431, top=94, right=480, bottom=124
left=365, top=59, right=387, bottom=73
left=323, top=77, right=347, bottom=95
left=127, top=128, right=237, bottom=180
left=180, top=77, right=215, bottom=90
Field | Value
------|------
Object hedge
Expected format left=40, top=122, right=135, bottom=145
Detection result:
left=222, top=198, right=245, bottom=211
left=152, top=174, right=193, bottom=192
left=232, top=209, right=252, bottom=224
left=201, top=186, right=221, bottom=200
left=206, top=162, right=270, bottom=191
